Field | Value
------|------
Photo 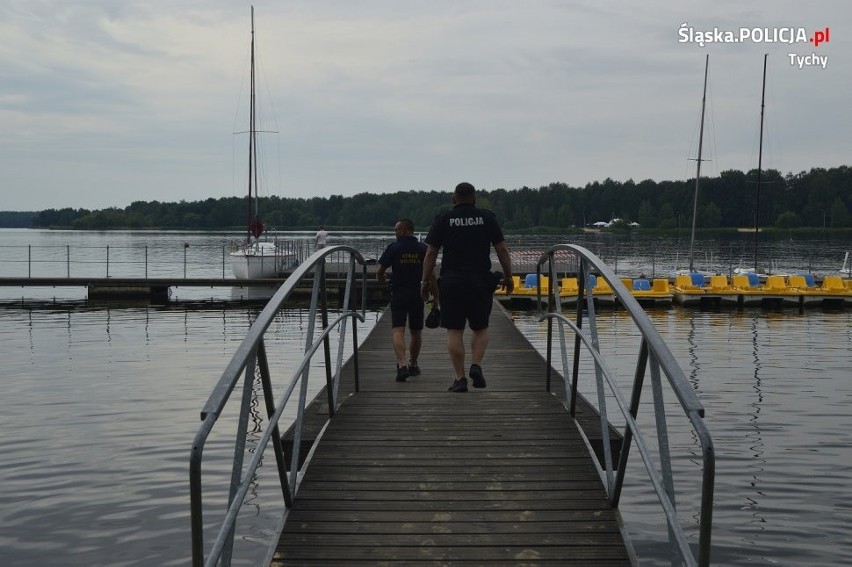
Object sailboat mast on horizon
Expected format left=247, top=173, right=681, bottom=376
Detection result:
left=752, top=53, right=768, bottom=273
left=245, top=5, right=263, bottom=243
left=229, top=6, right=294, bottom=279
left=688, top=54, right=709, bottom=273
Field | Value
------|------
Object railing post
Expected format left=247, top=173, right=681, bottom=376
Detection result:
left=106, top=245, right=110, bottom=278
left=648, top=350, right=678, bottom=558
left=67, top=245, right=70, bottom=278
left=331, top=257, right=356, bottom=404
left=257, top=340, right=293, bottom=507
left=28, top=245, right=31, bottom=278
left=612, top=338, right=649, bottom=507
left=145, top=246, right=148, bottom=279
left=320, top=263, right=335, bottom=419
left=352, top=316, right=360, bottom=393
left=570, top=261, right=586, bottom=416
left=222, top=245, right=226, bottom=279
left=190, top=417, right=216, bottom=567
left=289, top=261, right=323, bottom=487
left=544, top=253, right=554, bottom=393
left=222, top=349, right=258, bottom=565
left=585, top=267, right=615, bottom=497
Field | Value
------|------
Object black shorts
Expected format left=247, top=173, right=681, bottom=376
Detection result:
left=390, top=287, right=425, bottom=330
left=438, top=273, right=493, bottom=331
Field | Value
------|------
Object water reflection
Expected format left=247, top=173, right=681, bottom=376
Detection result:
left=2, top=292, right=849, bottom=565
left=244, top=367, right=265, bottom=523
left=0, top=303, right=378, bottom=566
left=746, top=315, right=766, bottom=538
left=510, top=307, right=852, bottom=566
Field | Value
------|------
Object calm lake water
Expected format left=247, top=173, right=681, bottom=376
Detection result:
left=1, top=230, right=850, bottom=565
left=513, top=308, right=852, bottom=566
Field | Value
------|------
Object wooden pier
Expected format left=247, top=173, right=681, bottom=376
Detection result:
left=271, top=304, right=632, bottom=565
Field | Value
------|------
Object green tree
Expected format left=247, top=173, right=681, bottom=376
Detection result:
left=183, top=212, right=203, bottom=228
left=555, top=203, right=574, bottom=228
left=657, top=203, right=676, bottom=229
left=19, top=164, right=852, bottom=230
left=637, top=200, right=655, bottom=228
left=699, top=202, right=721, bottom=228
left=829, top=197, right=849, bottom=228
left=776, top=210, right=800, bottom=228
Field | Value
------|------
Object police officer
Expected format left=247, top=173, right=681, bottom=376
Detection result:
left=420, top=182, right=514, bottom=393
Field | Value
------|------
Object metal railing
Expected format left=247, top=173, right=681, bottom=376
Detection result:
left=534, top=244, right=715, bottom=566
left=189, top=245, right=368, bottom=567
left=3, top=236, right=845, bottom=281
left=0, top=241, right=314, bottom=279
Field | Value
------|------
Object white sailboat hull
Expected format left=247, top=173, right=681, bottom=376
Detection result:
left=229, top=242, right=292, bottom=279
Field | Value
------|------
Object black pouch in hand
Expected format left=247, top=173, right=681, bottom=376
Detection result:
left=425, top=302, right=441, bottom=328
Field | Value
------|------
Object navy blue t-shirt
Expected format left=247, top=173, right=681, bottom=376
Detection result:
left=425, top=203, right=504, bottom=276
left=378, top=236, right=426, bottom=289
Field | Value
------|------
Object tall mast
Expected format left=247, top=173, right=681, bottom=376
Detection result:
left=688, top=54, right=709, bottom=273
left=245, top=6, right=258, bottom=240
left=752, top=53, right=767, bottom=272
left=251, top=6, right=258, bottom=223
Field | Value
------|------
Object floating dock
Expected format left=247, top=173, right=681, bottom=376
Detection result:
left=496, top=273, right=851, bottom=309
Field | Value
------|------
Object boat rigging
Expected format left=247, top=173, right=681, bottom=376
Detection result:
left=229, top=6, right=291, bottom=279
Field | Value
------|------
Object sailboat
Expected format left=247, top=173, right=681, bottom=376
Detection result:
left=671, top=54, right=711, bottom=280
left=229, top=7, right=293, bottom=279
left=688, top=54, right=709, bottom=275
left=751, top=53, right=769, bottom=274
left=734, top=54, right=771, bottom=280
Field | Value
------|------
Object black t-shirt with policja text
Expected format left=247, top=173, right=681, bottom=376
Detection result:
left=425, top=203, right=504, bottom=276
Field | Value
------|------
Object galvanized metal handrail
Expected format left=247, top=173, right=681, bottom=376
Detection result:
left=189, top=245, right=367, bottom=567
left=535, top=244, right=715, bottom=567
left=0, top=241, right=315, bottom=279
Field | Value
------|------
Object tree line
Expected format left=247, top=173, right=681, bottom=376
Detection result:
left=0, top=211, right=35, bottom=228
left=15, top=165, right=852, bottom=232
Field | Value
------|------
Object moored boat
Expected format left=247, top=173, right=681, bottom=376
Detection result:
left=228, top=8, right=291, bottom=279
left=230, top=241, right=294, bottom=279
left=623, top=277, right=674, bottom=306
left=497, top=269, right=851, bottom=310
left=671, top=273, right=706, bottom=306
left=672, top=271, right=851, bottom=308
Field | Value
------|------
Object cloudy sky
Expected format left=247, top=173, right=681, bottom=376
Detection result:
left=1, top=0, right=848, bottom=211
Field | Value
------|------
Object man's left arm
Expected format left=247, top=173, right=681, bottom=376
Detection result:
left=421, top=244, right=439, bottom=301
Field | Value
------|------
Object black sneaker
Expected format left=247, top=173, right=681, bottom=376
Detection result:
left=396, top=365, right=409, bottom=382
left=448, top=377, right=468, bottom=393
left=469, top=364, right=486, bottom=388
left=408, top=362, right=421, bottom=376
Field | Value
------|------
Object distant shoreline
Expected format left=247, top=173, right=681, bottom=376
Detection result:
left=4, top=225, right=851, bottom=241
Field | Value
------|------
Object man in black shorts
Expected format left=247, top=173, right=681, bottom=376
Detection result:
left=420, top=182, right=514, bottom=393
left=377, top=219, right=436, bottom=382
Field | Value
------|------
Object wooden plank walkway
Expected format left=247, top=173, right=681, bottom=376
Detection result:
left=272, top=302, right=631, bottom=565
